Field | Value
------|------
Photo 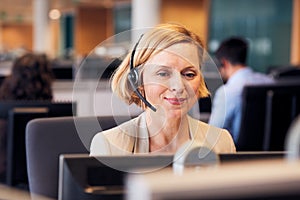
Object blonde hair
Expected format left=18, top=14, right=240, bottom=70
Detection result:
left=111, top=23, right=209, bottom=108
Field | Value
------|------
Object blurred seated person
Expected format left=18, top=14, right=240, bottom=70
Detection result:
left=90, top=23, right=236, bottom=156
left=0, top=53, right=53, bottom=180
left=0, top=53, right=53, bottom=100
left=208, top=37, right=274, bottom=143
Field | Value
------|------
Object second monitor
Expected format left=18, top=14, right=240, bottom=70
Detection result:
left=58, top=154, right=174, bottom=200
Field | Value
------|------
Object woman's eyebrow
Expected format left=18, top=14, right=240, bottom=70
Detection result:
left=153, top=65, right=197, bottom=69
left=184, top=65, right=198, bottom=69
left=148, top=65, right=172, bottom=71
left=147, top=64, right=199, bottom=72
left=152, top=64, right=171, bottom=69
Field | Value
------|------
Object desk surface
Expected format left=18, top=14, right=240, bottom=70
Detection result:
left=126, top=159, right=300, bottom=200
left=0, top=184, right=55, bottom=200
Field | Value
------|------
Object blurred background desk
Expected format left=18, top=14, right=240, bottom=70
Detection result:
left=126, top=159, right=300, bottom=200
left=0, top=184, right=55, bottom=200
left=52, top=80, right=142, bottom=117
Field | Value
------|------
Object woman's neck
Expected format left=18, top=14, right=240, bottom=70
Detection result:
left=146, top=112, right=190, bottom=153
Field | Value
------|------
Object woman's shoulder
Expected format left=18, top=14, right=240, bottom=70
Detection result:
left=200, top=120, right=232, bottom=138
left=90, top=122, right=134, bottom=156
left=188, top=116, right=236, bottom=153
left=189, top=116, right=225, bottom=131
left=94, top=116, right=139, bottom=140
left=90, top=115, right=143, bottom=155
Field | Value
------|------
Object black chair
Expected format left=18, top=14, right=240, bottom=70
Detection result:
left=26, top=115, right=131, bottom=199
left=237, top=82, right=300, bottom=151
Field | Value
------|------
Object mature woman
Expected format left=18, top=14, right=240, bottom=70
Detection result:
left=90, top=23, right=236, bottom=155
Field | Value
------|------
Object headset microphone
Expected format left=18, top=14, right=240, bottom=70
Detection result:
left=128, top=35, right=157, bottom=112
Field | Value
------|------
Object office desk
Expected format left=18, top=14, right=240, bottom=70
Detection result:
left=0, top=184, right=55, bottom=200
left=126, top=159, right=300, bottom=200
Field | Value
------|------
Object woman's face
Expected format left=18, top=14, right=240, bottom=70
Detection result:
left=142, top=43, right=201, bottom=117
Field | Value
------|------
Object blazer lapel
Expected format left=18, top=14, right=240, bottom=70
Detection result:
left=188, top=116, right=222, bottom=151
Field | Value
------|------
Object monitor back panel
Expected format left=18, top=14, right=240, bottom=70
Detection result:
left=237, top=82, right=300, bottom=151
left=59, top=154, right=173, bottom=200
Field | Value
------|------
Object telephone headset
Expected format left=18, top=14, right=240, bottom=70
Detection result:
left=128, top=35, right=157, bottom=112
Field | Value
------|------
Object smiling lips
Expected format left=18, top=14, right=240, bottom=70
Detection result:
left=164, top=97, right=187, bottom=105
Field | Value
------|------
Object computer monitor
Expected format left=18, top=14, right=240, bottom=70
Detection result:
left=77, top=56, right=120, bottom=80
left=51, top=59, right=74, bottom=80
left=58, top=154, right=174, bottom=200
left=0, top=100, right=76, bottom=119
left=268, top=65, right=300, bottom=79
left=59, top=152, right=289, bottom=200
left=0, top=100, right=76, bottom=187
left=219, top=151, right=286, bottom=163
left=237, top=81, right=300, bottom=151
left=6, top=107, right=49, bottom=188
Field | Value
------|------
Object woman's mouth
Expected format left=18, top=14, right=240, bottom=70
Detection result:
left=164, top=97, right=187, bottom=105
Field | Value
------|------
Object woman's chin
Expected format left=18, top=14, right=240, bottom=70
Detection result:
left=148, top=104, right=189, bottom=118
left=163, top=108, right=188, bottom=119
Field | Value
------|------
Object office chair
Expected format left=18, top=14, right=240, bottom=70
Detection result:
left=25, top=115, right=131, bottom=199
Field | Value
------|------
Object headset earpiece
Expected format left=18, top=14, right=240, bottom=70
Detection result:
left=128, top=68, right=139, bottom=88
left=128, top=34, right=157, bottom=112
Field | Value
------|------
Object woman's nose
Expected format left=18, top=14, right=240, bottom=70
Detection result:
left=169, top=73, right=184, bottom=93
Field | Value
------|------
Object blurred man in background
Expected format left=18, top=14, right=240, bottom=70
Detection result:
left=209, top=37, right=274, bottom=143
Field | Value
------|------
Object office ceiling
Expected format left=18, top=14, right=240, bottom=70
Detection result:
left=0, top=0, right=129, bottom=23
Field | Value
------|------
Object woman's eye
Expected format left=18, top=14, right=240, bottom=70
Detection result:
left=182, top=72, right=196, bottom=79
left=157, top=71, right=170, bottom=77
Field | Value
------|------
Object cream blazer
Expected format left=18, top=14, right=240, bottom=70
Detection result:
left=90, top=113, right=236, bottom=156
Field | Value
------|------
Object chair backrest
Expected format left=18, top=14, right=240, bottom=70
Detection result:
left=237, top=81, right=300, bottom=151
left=25, top=115, right=131, bottom=199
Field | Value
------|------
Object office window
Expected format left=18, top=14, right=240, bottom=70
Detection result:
left=208, top=0, right=292, bottom=73
left=60, top=13, right=74, bottom=58
left=113, top=3, right=131, bottom=43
